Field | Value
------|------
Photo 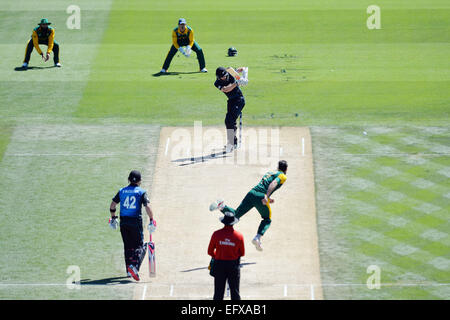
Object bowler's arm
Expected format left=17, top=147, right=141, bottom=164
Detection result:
left=262, top=180, right=279, bottom=205
left=265, top=180, right=278, bottom=201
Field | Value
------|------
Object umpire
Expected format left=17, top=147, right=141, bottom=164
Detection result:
left=214, top=67, right=246, bottom=152
left=208, top=212, right=245, bottom=300
left=109, top=170, right=156, bottom=281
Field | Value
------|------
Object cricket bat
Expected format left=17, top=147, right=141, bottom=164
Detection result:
left=148, top=232, right=156, bottom=277
left=226, top=67, right=241, bottom=80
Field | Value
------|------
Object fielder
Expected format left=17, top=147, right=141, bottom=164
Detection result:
left=22, top=18, right=61, bottom=69
left=160, top=18, right=207, bottom=73
left=109, top=170, right=157, bottom=281
left=214, top=66, right=249, bottom=152
left=210, top=160, right=288, bottom=251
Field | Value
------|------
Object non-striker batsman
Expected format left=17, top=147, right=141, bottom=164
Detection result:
left=108, top=170, right=157, bottom=281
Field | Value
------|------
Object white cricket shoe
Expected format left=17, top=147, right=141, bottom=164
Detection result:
left=160, top=68, right=167, bottom=73
left=252, top=236, right=263, bottom=251
left=209, top=199, right=225, bottom=211
left=22, top=62, right=28, bottom=68
left=55, top=62, right=61, bottom=67
left=224, top=144, right=234, bottom=153
left=200, top=68, right=208, bottom=73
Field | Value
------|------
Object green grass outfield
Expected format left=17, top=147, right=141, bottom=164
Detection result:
left=0, top=0, right=449, bottom=299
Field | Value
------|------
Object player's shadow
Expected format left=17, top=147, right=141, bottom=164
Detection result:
left=171, top=151, right=231, bottom=166
left=79, top=276, right=131, bottom=285
left=180, top=262, right=256, bottom=273
left=14, top=66, right=56, bottom=71
left=152, top=71, right=201, bottom=77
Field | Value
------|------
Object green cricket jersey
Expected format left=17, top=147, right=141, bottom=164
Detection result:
left=33, top=26, right=54, bottom=42
left=172, top=25, right=194, bottom=48
left=30, top=26, right=55, bottom=54
left=252, top=171, right=287, bottom=195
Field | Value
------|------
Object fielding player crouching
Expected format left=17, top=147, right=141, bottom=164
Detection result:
left=160, top=18, right=207, bottom=73
left=22, top=18, right=61, bottom=69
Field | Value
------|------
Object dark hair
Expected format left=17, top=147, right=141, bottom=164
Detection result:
left=128, top=170, right=141, bottom=184
left=278, top=160, right=288, bottom=173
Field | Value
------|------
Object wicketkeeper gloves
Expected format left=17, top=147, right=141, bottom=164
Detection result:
left=178, top=46, right=190, bottom=58
left=185, top=45, right=191, bottom=57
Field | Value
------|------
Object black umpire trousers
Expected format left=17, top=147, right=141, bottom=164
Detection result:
left=120, top=217, right=146, bottom=272
left=213, top=259, right=241, bottom=300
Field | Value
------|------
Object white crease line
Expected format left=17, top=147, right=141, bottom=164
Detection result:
left=310, top=284, right=315, bottom=300
left=5, top=153, right=150, bottom=157
left=339, top=153, right=449, bottom=157
left=142, top=284, right=147, bottom=300
left=165, top=138, right=170, bottom=156
left=169, top=284, right=174, bottom=297
left=0, top=283, right=67, bottom=286
left=280, top=147, right=283, bottom=156
left=283, top=285, right=287, bottom=297
left=302, top=137, right=305, bottom=156
left=1, top=282, right=449, bottom=288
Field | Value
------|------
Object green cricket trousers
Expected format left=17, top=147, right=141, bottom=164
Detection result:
left=162, top=41, right=205, bottom=71
left=222, top=190, right=272, bottom=236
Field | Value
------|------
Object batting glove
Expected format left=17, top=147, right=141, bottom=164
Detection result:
left=237, top=79, right=248, bottom=86
left=108, top=216, right=118, bottom=230
left=242, top=67, right=248, bottom=79
left=148, top=219, right=157, bottom=234
left=178, top=47, right=186, bottom=56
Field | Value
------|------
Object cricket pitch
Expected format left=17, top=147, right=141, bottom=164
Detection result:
left=134, top=126, right=322, bottom=300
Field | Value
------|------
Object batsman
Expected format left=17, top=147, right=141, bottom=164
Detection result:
left=108, top=170, right=157, bottom=281
left=214, top=66, right=249, bottom=152
left=22, top=18, right=61, bottom=68
left=210, top=160, right=288, bottom=251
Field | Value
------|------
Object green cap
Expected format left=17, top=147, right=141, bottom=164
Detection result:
left=38, top=18, right=51, bottom=25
